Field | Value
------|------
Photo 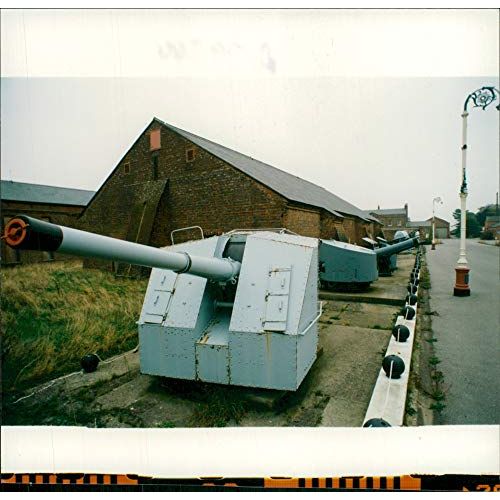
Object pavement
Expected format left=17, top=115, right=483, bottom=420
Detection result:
left=426, top=239, right=500, bottom=425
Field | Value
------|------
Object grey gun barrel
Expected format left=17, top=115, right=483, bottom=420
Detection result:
left=374, top=237, right=419, bottom=257
left=3, top=215, right=241, bottom=281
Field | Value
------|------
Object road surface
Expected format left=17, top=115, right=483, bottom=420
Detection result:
left=426, top=238, right=499, bottom=425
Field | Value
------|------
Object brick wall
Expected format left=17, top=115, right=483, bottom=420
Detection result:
left=1, top=201, right=83, bottom=265
left=320, top=211, right=342, bottom=240
left=340, top=217, right=357, bottom=243
left=79, top=122, right=290, bottom=270
left=79, top=120, right=373, bottom=268
left=283, top=206, right=320, bottom=237
left=371, top=214, right=407, bottom=231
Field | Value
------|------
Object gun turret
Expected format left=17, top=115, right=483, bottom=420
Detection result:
left=375, top=236, right=419, bottom=276
left=3, top=215, right=240, bottom=282
left=3, top=215, right=320, bottom=391
left=319, top=239, right=378, bottom=290
left=374, top=236, right=419, bottom=258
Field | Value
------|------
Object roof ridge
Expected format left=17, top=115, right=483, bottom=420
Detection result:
left=1, top=179, right=95, bottom=193
left=157, top=118, right=375, bottom=222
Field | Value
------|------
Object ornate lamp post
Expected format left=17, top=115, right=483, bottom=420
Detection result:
left=431, top=196, right=442, bottom=250
left=453, top=86, right=499, bottom=297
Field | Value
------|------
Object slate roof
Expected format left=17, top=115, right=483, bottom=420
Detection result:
left=485, top=215, right=500, bottom=223
left=157, top=118, right=378, bottom=223
left=368, top=207, right=406, bottom=216
left=1, top=180, right=95, bottom=206
left=361, top=211, right=382, bottom=224
left=407, top=220, right=432, bottom=227
left=426, top=216, right=450, bottom=225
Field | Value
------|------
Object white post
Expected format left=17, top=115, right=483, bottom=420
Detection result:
left=457, top=111, right=469, bottom=267
left=431, top=202, right=436, bottom=249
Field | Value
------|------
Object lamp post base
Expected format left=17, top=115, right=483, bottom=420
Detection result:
left=453, top=267, right=471, bottom=296
left=431, top=242, right=436, bottom=250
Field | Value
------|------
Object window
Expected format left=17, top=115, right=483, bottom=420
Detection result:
left=150, top=129, right=161, bottom=151
left=397, top=220, right=402, bottom=227
left=124, top=162, right=130, bottom=174
left=388, top=221, right=393, bottom=227
left=152, top=155, right=159, bottom=180
left=186, top=147, right=196, bottom=163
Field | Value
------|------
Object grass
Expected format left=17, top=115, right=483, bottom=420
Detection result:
left=419, top=266, right=431, bottom=290
left=191, top=393, right=247, bottom=427
left=158, top=378, right=248, bottom=427
left=158, top=420, right=176, bottom=428
left=1, top=260, right=147, bottom=393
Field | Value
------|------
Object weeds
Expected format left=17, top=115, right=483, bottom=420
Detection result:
left=158, top=420, right=176, bottom=428
left=1, top=261, right=147, bottom=392
left=406, top=405, right=417, bottom=416
left=419, top=267, right=431, bottom=290
left=430, top=401, right=446, bottom=413
left=190, top=389, right=247, bottom=427
left=429, top=356, right=441, bottom=366
left=431, top=390, right=446, bottom=401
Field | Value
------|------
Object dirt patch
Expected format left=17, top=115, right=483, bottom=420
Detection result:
left=404, top=251, right=445, bottom=426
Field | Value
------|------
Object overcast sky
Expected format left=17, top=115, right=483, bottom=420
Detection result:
left=1, top=9, right=499, bottom=222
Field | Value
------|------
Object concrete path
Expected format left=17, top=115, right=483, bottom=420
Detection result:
left=426, top=239, right=500, bottom=425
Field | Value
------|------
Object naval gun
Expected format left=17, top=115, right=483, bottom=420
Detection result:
left=319, top=240, right=378, bottom=290
left=319, top=236, right=419, bottom=289
left=374, top=236, right=419, bottom=276
left=3, top=215, right=320, bottom=391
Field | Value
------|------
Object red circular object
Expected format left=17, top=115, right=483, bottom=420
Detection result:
left=3, top=218, right=28, bottom=247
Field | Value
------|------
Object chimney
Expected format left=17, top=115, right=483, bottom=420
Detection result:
left=377, top=205, right=380, bottom=210
left=404, top=203, right=408, bottom=217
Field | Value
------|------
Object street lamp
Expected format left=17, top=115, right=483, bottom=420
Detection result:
left=453, top=86, right=499, bottom=297
left=431, top=196, right=443, bottom=250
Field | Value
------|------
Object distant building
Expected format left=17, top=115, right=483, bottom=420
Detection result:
left=366, top=204, right=450, bottom=241
left=366, top=204, right=409, bottom=240
left=407, top=220, right=432, bottom=241
left=79, top=117, right=383, bottom=275
left=484, top=215, right=500, bottom=240
left=426, top=216, right=450, bottom=239
left=1, top=180, right=95, bottom=265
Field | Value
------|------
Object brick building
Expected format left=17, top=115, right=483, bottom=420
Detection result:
left=79, top=117, right=381, bottom=273
left=484, top=215, right=500, bottom=240
left=367, top=203, right=450, bottom=242
left=367, top=205, right=409, bottom=240
left=426, top=216, right=450, bottom=239
left=407, top=220, right=432, bottom=241
left=1, top=180, right=94, bottom=265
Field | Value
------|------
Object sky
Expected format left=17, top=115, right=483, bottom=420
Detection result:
left=1, top=9, right=499, bottom=222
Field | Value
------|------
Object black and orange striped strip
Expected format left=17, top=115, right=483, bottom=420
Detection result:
left=2, top=473, right=499, bottom=491
left=263, top=475, right=421, bottom=490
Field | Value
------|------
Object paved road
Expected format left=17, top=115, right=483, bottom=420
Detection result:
left=426, top=239, right=499, bottom=425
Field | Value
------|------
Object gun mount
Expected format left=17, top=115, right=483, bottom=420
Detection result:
left=375, top=236, right=419, bottom=276
left=3, top=215, right=320, bottom=391
left=319, top=236, right=420, bottom=289
left=319, top=240, right=378, bottom=291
